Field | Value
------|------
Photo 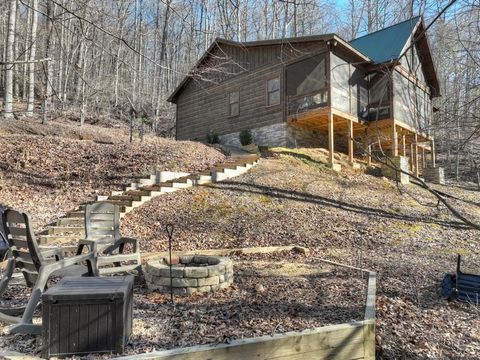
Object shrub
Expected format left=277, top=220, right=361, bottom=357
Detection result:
left=206, top=132, right=220, bottom=144
left=239, top=129, right=253, bottom=146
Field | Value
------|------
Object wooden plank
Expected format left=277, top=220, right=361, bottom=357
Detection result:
left=142, top=245, right=310, bottom=262
left=116, top=322, right=368, bottom=360
left=431, top=139, right=436, bottom=168
left=414, top=133, right=419, bottom=177
left=348, top=119, right=354, bottom=165
left=363, top=321, right=375, bottom=360
left=421, top=147, right=426, bottom=169
left=364, top=272, right=376, bottom=320
left=391, top=122, right=398, bottom=157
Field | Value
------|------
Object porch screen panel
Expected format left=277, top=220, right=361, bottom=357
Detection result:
left=350, top=66, right=369, bottom=119
left=286, top=54, right=327, bottom=115
left=286, top=54, right=327, bottom=96
left=368, top=73, right=391, bottom=121
left=330, top=54, right=350, bottom=113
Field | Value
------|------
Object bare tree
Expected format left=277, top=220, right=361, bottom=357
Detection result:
left=25, top=0, right=39, bottom=117
left=2, top=0, right=17, bottom=119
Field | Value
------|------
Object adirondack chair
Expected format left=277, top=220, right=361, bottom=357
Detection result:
left=76, top=202, right=142, bottom=276
left=0, top=209, right=98, bottom=335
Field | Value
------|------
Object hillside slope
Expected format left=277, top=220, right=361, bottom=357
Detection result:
left=0, top=119, right=225, bottom=230
left=122, top=147, right=480, bottom=359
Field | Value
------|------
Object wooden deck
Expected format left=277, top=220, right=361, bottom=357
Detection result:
left=286, top=106, right=435, bottom=176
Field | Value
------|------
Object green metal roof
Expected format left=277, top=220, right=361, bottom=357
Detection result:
left=349, top=17, right=421, bottom=64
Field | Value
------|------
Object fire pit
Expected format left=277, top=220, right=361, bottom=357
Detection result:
left=145, top=255, right=234, bottom=295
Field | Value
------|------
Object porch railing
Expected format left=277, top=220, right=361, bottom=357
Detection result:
left=286, top=88, right=329, bottom=117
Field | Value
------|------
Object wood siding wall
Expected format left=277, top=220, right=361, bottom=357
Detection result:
left=176, top=42, right=327, bottom=141
left=175, top=38, right=434, bottom=142
left=392, top=69, right=432, bottom=131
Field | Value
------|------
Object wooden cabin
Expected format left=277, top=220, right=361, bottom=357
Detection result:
left=168, top=17, right=440, bottom=175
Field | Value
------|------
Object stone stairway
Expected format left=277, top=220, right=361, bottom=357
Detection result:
left=38, top=154, right=259, bottom=245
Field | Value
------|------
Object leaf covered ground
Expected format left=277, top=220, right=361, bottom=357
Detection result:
left=0, top=118, right=225, bottom=230
left=0, top=129, right=479, bottom=359
left=121, top=147, right=480, bottom=359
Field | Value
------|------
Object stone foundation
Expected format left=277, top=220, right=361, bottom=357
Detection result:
left=381, top=156, right=410, bottom=184
left=219, top=123, right=288, bottom=147
left=423, top=167, right=445, bottom=185
left=145, top=255, right=234, bottom=295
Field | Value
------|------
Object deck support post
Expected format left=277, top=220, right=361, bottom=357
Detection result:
left=422, top=147, right=426, bottom=169
left=347, top=119, right=354, bottom=165
left=414, top=133, right=419, bottom=178
left=430, top=139, right=436, bottom=168
left=401, top=134, right=406, bottom=156
left=364, top=129, right=371, bottom=166
left=410, top=143, right=414, bottom=172
left=328, top=111, right=335, bottom=167
left=391, top=122, right=398, bottom=157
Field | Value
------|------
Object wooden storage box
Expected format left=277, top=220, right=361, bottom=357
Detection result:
left=42, top=275, right=134, bottom=358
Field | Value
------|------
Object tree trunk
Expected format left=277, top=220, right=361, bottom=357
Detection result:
left=26, top=0, right=39, bottom=117
left=42, top=0, right=55, bottom=124
left=2, top=0, right=17, bottom=119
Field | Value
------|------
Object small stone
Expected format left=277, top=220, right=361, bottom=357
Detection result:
left=255, top=284, right=265, bottom=293
left=208, top=264, right=225, bottom=276
left=292, top=246, right=310, bottom=256
left=146, top=282, right=161, bottom=291
left=184, top=267, right=209, bottom=278
left=186, top=287, right=197, bottom=295
left=163, top=256, right=180, bottom=265
left=197, top=276, right=220, bottom=286
left=180, top=255, right=194, bottom=264
left=193, top=255, right=210, bottom=265
left=197, top=285, right=211, bottom=293
left=210, top=284, right=220, bottom=291
left=171, top=278, right=197, bottom=287
left=219, top=281, right=231, bottom=290
left=207, top=257, right=220, bottom=265
left=219, top=275, right=225, bottom=283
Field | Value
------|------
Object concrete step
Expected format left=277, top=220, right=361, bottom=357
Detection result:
left=68, top=211, right=85, bottom=218
left=48, top=226, right=85, bottom=235
left=109, top=194, right=142, bottom=202
left=38, top=234, right=82, bottom=245
left=137, top=174, right=157, bottom=186
left=125, top=189, right=152, bottom=197
left=104, top=199, right=133, bottom=207
left=171, top=177, right=194, bottom=189
left=56, top=218, right=83, bottom=226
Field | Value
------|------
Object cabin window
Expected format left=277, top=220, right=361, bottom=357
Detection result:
left=267, top=77, right=280, bottom=106
left=229, top=91, right=239, bottom=116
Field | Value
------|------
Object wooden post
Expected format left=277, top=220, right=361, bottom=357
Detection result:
left=401, top=134, right=406, bottom=156
left=391, top=123, right=398, bottom=157
left=414, top=133, right=419, bottom=177
left=348, top=119, right=354, bottom=165
left=430, top=139, right=436, bottom=168
left=422, top=147, right=426, bottom=169
left=328, top=111, right=334, bottom=166
left=410, top=143, right=414, bottom=172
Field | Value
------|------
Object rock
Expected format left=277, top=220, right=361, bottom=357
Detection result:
left=163, top=255, right=180, bottom=265
left=255, top=284, right=265, bottom=293
left=292, top=246, right=310, bottom=256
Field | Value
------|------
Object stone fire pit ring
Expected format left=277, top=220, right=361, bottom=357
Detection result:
left=145, top=255, right=234, bottom=295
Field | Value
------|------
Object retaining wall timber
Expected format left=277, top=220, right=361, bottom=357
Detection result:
left=116, top=272, right=376, bottom=360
